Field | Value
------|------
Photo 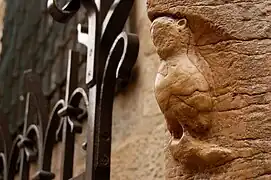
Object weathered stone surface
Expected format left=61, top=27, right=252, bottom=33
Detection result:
left=111, top=1, right=164, bottom=179
left=148, top=0, right=271, bottom=179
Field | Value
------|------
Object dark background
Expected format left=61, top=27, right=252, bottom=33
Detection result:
left=0, top=0, right=88, bottom=135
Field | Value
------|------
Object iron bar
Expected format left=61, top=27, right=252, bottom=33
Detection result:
left=0, top=0, right=139, bottom=179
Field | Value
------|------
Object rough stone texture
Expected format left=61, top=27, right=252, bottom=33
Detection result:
left=110, top=0, right=165, bottom=179
left=148, top=0, right=271, bottom=179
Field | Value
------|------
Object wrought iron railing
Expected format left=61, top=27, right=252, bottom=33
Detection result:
left=0, top=0, right=138, bottom=179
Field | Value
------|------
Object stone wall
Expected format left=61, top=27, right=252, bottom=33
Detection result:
left=148, top=1, right=271, bottom=179
left=111, top=0, right=164, bottom=179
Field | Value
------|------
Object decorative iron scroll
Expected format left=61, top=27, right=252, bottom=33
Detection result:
left=0, top=0, right=138, bottom=179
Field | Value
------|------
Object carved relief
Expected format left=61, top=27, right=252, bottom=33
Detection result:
left=151, top=16, right=233, bottom=169
left=149, top=1, right=271, bottom=179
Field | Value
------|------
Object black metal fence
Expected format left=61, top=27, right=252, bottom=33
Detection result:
left=0, top=0, right=138, bottom=179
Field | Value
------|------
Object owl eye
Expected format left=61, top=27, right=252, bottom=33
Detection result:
left=177, top=19, right=187, bottom=28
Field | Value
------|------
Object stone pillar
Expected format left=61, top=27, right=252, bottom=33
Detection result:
left=147, top=1, right=271, bottom=179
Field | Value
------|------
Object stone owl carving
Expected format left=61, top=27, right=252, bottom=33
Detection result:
left=151, top=17, right=233, bottom=169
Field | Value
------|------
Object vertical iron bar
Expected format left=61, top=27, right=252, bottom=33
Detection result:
left=85, top=1, right=101, bottom=180
left=85, top=2, right=99, bottom=86
left=18, top=93, right=31, bottom=180
left=18, top=150, right=30, bottom=180
left=59, top=50, right=78, bottom=180
left=60, top=118, right=75, bottom=180
left=86, top=86, right=96, bottom=180
left=46, top=1, right=138, bottom=180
